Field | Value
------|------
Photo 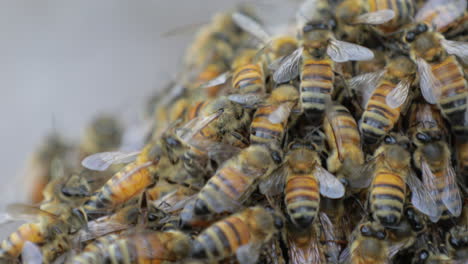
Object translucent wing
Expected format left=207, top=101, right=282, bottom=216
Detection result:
left=236, top=243, right=262, bottom=264
left=441, top=39, right=468, bottom=62
left=273, top=47, right=303, bottom=83
left=78, top=220, right=129, bottom=242
left=338, top=246, right=351, bottom=264
left=232, top=12, right=270, bottom=43
left=348, top=70, right=384, bottom=108
left=22, top=241, right=42, bottom=264
left=199, top=71, right=231, bottom=89
left=268, top=102, right=293, bottom=124
left=319, top=212, right=340, bottom=263
left=353, top=10, right=395, bottom=25
left=81, top=151, right=140, bottom=171
left=417, top=57, right=441, bottom=104
left=288, top=231, right=322, bottom=264
left=176, top=110, right=223, bottom=143
left=386, top=78, right=411, bottom=109
left=207, top=142, right=241, bottom=166
left=259, top=166, right=287, bottom=196
left=420, top=159, right=442, bottom=222
left=416, top=0, right=466, bottom=29
left=315, top=165, right=345, bottom=198
left=442, top=161, right=462, bottom=217
left=6, top=203, right=58, bottom=220
left=406, top=170, right=441, bottom=222
left=327, top=39, right=374, bottom=62
left=228, top=93, right=266, bottom=108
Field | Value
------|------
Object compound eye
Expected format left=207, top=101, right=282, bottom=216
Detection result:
left=405, top=31, right=416, bottom=42
left=417, top=24, right=428, bottom=33
left=271, top=151, right=283, bottom=164
left=384, top=135, right=396, bottom=144
left=419, top=250, right=429, bottom=260
left=360, top=225, right=372, bottom=236
left=416, top=132, right=430, bottom=143
left=303, top=24, right=314, bottom=33
left=376, top=231, right=386, bottom=240
left=450, top=236, right=461, bottom=248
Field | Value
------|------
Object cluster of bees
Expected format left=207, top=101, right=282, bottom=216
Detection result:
left=1, top=0, right=468, bottom=263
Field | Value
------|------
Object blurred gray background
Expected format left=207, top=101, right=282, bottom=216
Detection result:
left=0, top=0, right=296, bottom=237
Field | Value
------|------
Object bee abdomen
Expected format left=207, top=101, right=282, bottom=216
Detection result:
left=371, top=172, right=406, bottom=225
left=300, top=60, right=334, bottom=118
left=232, top=64, right=265, bottom=94
left=250, top=106, right=285, bottom=145
left=285, top=174, right=319, bottom=228
left=0, top=223, right=44, bottom=258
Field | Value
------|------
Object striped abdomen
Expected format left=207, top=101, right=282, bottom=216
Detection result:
left=192, top=215, right=251, bottom=261
left=197, top=166, right=255, bottom=213
left=285, top=171, right=320, bottom=228
left=325, top=104, right=363, bottom=172
left=360, top=81, right=401, bottom=145
left=70, top=234, right=121, bottom=264
left=232, top=63, right=265, bottom=95
left=83, top=162, right=155, bottom=212
left=432, top=56, right=468, bottom=136
left=370, top=168, right=406, bottom=225
left=300, top=57, right=334, bottom=120
left=368, top=0, right=415, bottom=35
left=250, top=105, right=287, bottom=146
left=0, top=223, right=45, bottom=259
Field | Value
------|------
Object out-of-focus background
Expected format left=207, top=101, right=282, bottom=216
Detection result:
left=0, top=0, right=296, bottom=237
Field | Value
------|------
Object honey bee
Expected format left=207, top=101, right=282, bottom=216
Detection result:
left=259, top=140, right=345, bottom=229
left=286, top=222, right=325, bottom=264
left=335, top=0, right=413, bottom=38
left=349, top=55, right=416, bottom=146
left=69, top=233, right=121, bottom=264
left=190, top=206, right=284, bottom=264
left=190, top=144, right=282, bottom=216
left=24, top=132, right=72, bottom=203
left=78, top=115, right=123, bottom=160
left=401, top=7, right=468, bottom=135
left=409, top=103, right=462, bottom=221
left=340, top=220, right=390, bottom=264
left=273, top=0, right=374, bottom=122
left=250, top=84, right=299, bottom=146
left=415, top=0, right=467, bottom=35
left=323, top=102, right=365, bottom=188
left=368, top=133, right=440, bottom=226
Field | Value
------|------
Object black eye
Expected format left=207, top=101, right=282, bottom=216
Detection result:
left=303, top=24, right=314, bottom=33
left=271, top=151, right=283, bottom=164
left=148, top=213, right=158, bottom=222
left=450, top=236, right=461, bottom=248
left=417, top=24, right=428, bottom=33
left=406, top=31, right=416, bottom=42
left=384, top=136, right=396, bottom=144
left=360, top=225, right=372, bottom=236
left=165, top=136, right=181, bottom=148
left=376, top=231, right=386, bottom=240
left=416, top=133, right=430, bottom=143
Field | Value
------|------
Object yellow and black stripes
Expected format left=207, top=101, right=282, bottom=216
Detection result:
left=300, top=56, right=334, bottom=120
left=370, top=169, right=407, bottom=226
left=232, top=63, right=265, bottom=95
left=0, top=223, right=45, bottom=259
left=368, top=0, right=415, bottom=35
left=250, top=105, right=286, bottom=146
left=361, top=81, right=402, bottom=145
left=285, top=172, right=320, bottom=228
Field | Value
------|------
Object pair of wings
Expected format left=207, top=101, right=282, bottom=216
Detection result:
left=349, top=69, right=412, bottom=110
left=415, top=0, right=467, bottom=31
left=259, top=161, right=345, bottom=199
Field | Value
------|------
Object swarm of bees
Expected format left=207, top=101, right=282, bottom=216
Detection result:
left=2, top=0, right=468, bottom=263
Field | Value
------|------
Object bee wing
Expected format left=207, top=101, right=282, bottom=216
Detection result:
left=416, top=0, right=466, bottom=29
left=420, top=159, right=443, bottom=222
left=77, top=220, right=129, bottom=242
left=442, top=160, right=462, bottom=217
left=81, top=151, right=140, bottom=171
left=228, top=93, right=266, bottom=108
left=236, top=243, right=262, bottom=264
left=353, top=10, right=395, bottom=25
left=268, top=102, right=293, bottom=124
left=272, top=47, right=303, bottom=83
left=207, top=143, right=241, bottom=166
left=319, top=212, right=340, bottom=263
left=232, top=12, right=271, bottom=43
left=176, top=110, right=223, bottom=143
left=441, top=39, right=468, bottom=63
left=259, top=166, right=287, bottom=196
left=199, top=71, right=231, bottom=89
left=417, top=57, right=441, bottom=104
left=327, top=39, right=374, bottom=62
left=386, top=78, right=411, bottom=109
left=6, top=203, right=58, bottom=220
left=348, top=70, right=384, bottom=108
left=315, top=165, right=345, bottom=199
left=21, top=241, right=42, bottom=264
left=288, top=232, right=322, bottom=264
left=406, top=170, right=441, bottom=222
left=338, top=246, right=351, bottom=264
